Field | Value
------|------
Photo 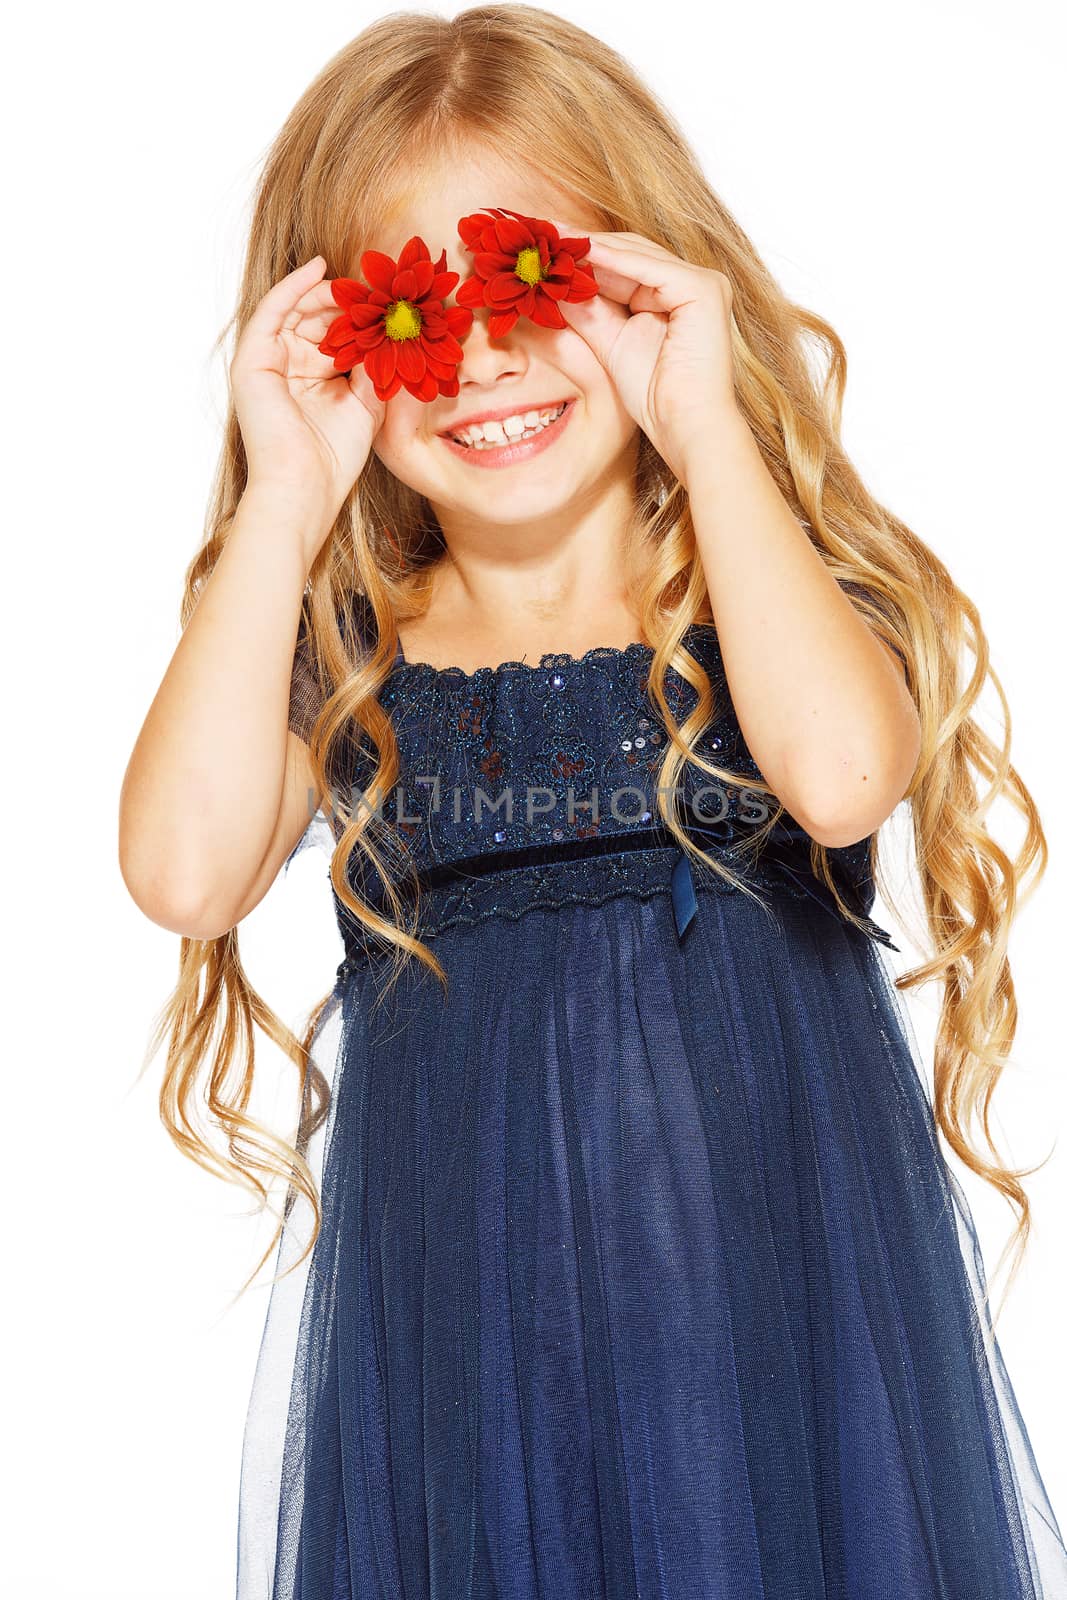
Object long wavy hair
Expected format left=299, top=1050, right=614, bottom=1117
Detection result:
left=142, top=4, right=1050, bottom=1332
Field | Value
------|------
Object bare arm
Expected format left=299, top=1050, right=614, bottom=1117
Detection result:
left=118, top=253, right=386, bottom=940
left=682, top=409, right=921, bottom=849
left=118, top=487, right=333, bottom=939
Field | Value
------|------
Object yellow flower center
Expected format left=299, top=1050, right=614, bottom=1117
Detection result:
left=384, top=299, right=422, bottom=340
left=513, top=246, right=544, bottom=286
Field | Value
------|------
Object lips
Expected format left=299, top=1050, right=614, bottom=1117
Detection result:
left=435, top=398, right=574, bottom=439
left=437, top=397, right=577, bottom=469
left=447, top=402, right=567, bottom=448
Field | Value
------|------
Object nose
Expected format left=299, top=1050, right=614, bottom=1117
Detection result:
left=457, top=305, right=527, bottom=356
left=454, top=309, right=530, bottom=385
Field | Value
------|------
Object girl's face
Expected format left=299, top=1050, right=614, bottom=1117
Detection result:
left=366, top=153, right=638, bottom=530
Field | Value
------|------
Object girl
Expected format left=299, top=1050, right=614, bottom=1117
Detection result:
left=120, top=7, right=1067, bottom=1597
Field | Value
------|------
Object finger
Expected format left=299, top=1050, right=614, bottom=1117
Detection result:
left=580, top=255, right=643, bottom=301
left=287, top=309, right=349, bottom=347
left=587, top=243, right=703, bottom=318
left=555, top=290, right=627, bottom=368
left=552, top=223, right=679, bottom=261
left=578, top=255, right=678, bottom=318
left=588, top=230, right=670, bottom=252
left=244, top=255, right=327, bottom=340
left=282, top=281, right=351, bottom=341
left=583, top=238, right=686, bottom=289
left=539, top=220, right=679, bottom=299
left=537, top=217, right=608, bottom=263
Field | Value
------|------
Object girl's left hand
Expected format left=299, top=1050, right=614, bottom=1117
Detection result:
left=552, top=226, right=741, bottom=486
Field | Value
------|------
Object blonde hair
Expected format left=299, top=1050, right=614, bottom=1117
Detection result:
left=144, top=4, right=1050, bottom=1330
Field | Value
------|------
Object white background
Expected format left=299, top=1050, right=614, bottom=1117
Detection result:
left=5, top=1, right=1065, bottom=1594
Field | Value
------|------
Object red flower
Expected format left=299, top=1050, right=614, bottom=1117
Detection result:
left=455, top=207, right=599, bottom=337
left=318, top=235, right=474, bottom=402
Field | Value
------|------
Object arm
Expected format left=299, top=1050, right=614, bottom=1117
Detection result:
left=682, top=410, right=920, bottom=849
left=118, top=485, right=333, bottom=940
left=119, top=252, right=386, bottom=938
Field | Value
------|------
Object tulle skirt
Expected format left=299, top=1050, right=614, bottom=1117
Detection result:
left=236, top=881, right=1067, bottom=1599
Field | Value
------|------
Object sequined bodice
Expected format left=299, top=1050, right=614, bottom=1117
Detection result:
left=377, top=625, right=754, bottom=853
left=323, top=622, right=895, bottom=973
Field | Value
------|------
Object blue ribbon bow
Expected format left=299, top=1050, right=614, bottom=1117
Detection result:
left=669, top=815, right=899, bottom=953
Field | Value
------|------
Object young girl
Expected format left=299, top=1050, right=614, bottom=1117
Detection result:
left=121, top=7, right=1067, bottom=1597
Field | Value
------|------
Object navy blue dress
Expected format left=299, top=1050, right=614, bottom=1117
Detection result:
left=236, top=600, right=1067, bottom=1599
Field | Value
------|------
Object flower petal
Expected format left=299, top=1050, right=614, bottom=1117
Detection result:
left=455, top=278, right=486, bottom=309
left=393, top=267, right=420, bottom=301
left=457, top=214, right=483, bottom=248
left=320, top=318, right=376, bottom=363
left=330, top=278, right=369, bottom=310
left=557, top=234, right=591, bottom=260
left=406, top=369, right=440, bottom=402
left=361, top=250, right=399, bottom=295
left=410, top=256, right=435, bottom=298
left=564, top=265, right=599, bottom=300
left=492, top=212, right=537, bottom=254
left=396, top=339, right=427, bottom=382
left=318, top=316, right=355, bottom=354
left=354, top=323, right=387, bottom=351
left=422, top=329, right=465, bottom=365
left=349, top=302, right=386, bottom=329
left=484, top=273, right=527, bottom=308
left=430, top=270, right=460, bottom=299
left=530, top=295, right=568, bottom=330
left=502, top=208, right=561, bottom=249
left=423, top=346, right=460, bottom=381
left=445, top=305, right=474, bottom=338
left=374, top=371, right=403, bottom=401
left=318, top=334, right=363, bottom=371
left=397, top=235, right=431, bottom=272
left=473, top=250, right=516, bottom=277
left=488, top=308, right=519, bottom=337
left=365, top=339, right=397, bottom=387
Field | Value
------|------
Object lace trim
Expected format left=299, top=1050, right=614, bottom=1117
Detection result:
left=333, top=847, right=817, bottom=976
left=387, top=632, right=706, bottom=686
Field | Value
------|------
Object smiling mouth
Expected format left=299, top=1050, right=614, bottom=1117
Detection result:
left=446, top=400, right=570, bottom=449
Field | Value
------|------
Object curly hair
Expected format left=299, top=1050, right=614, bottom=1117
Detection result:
left=142, top=5, right=1050, bottom=1334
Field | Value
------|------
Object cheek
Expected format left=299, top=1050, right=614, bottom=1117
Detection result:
left=572, top=361, right=634, bottom=443
left=370, top=406, right=433, bottom=478
left=555, top=340, right=620, bottom=419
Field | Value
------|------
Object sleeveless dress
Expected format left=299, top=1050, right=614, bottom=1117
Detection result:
left=235, top=597, right=1067, bottom=1600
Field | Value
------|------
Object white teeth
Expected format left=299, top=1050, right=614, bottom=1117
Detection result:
left=450, top=402, right=567, bottom=448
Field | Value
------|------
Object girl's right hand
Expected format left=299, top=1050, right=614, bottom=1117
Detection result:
left=229, top=255, right=387, bottom=543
